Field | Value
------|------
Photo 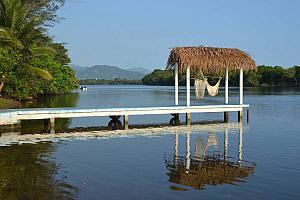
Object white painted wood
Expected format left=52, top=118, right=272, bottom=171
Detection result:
left=225, top=67, right=229, bottom=104
left=0, top=105, right=250, bottom=125
left=13, top=105, right=249, bottom=121
left=123, top=115, right=129, bottom=130
left=186, top=66, right=190, bottom=106
left=175, top=63, right=179, bottom=105
left=240, top=68, right=243, bottom=105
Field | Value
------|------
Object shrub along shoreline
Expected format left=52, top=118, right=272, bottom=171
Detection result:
left=0, top=98, right=21, bottom=109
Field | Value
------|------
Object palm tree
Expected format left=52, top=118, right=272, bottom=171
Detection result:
left=0, top=0, right=54, bottom=93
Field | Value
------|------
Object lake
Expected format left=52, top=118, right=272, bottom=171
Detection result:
left=0, top=85, right=300, bottom=199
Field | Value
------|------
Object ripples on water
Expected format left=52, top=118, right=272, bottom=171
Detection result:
left=0, top=86, right=299, bottom=199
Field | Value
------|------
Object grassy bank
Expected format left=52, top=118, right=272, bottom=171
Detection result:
left=0, top=98, right=21, bottom=109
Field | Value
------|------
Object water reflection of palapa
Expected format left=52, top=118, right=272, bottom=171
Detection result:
left=165, top=123, right=255, bottom=191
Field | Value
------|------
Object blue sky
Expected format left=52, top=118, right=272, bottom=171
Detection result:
left=50, top=0, right=300, bottom=70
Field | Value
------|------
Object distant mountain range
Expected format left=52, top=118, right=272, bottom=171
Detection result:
left=70, top=64, right=151, bottom=80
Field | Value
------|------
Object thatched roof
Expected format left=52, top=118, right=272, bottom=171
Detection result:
left=166, top=46, right=256, bottom=74
left=165, top=155, right=255, bottom=190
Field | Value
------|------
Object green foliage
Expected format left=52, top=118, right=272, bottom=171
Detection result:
left=142, top=66, right=300, bottom=87
left=0, top=0, right=78, bottom=100
left=142, top=69, right=176, bottom=86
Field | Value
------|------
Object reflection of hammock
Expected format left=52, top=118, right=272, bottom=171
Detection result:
left=194, top=71, right=222, bottom=98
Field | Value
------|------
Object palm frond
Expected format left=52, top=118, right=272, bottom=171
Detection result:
left=19, top=65, right=53, bottom=80
left=30, top=46, right=56, bottom=57
left=0, top=27, right=23, bottom=48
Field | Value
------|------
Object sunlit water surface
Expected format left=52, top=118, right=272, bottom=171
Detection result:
left=0, top=86, right=299, bottom=199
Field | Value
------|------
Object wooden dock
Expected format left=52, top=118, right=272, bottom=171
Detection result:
left=0, top=105, right=249, bottom=128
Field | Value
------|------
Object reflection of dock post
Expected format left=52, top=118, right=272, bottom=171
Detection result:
left=238, top=122, right=243, bottom=163
left=123, top=115, right=128, bottom=130
left=224, top=123, right=229, bottom=161
left=186, top=126, right=191, bottom=171
left=174, top=131, right=179, bottom=160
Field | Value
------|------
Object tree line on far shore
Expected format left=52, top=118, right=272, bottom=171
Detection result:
left=0, top=0, right=78, bottom=100
left=142, top=65, right=300, bottom=87
left=80, top=79, right=142, bottom=85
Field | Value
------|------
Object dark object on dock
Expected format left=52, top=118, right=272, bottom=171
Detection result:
left=170, top=114, right=180, bottom=126
left=108, top=115, right=122, bottom=130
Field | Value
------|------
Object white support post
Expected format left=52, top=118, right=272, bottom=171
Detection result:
left=225, top=67, right=229, bottom=104
left=175, top=63, right=179, bottom=106
left=238, top=68, right=244, bottom=122
left=239, top=68, right=243, bottom=105
left=186, top=66, right=190, bottom=107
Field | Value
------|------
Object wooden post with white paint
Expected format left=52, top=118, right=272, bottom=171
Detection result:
left=123, top=115, right=128, bottom=130
left=224, top=67, right=229, bottom=122
left=238, top=68, right=244, bottom=122
left=186, top=65, right=191, bottom=124
left=175, top=63, right=179, bottom=106
left=50, top=117, right=55, bottom=134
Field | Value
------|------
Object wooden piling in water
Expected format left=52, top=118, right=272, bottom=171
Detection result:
left=247, top=109, right=250, bottom=124
left=186, top=113, right=191, bottom=125
left=224, top=112, right=229, bottom=123
left=50, top=117, right=55, bottom=134
left=238, top=111, right=243, bottom=122
left=123, top=115, right=128, bottom=130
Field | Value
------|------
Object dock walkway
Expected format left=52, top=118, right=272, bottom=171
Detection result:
left=0, top=104, right=249, bottom=127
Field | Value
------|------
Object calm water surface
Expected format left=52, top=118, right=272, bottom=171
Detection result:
left=0, top=85, right=300, bottom=199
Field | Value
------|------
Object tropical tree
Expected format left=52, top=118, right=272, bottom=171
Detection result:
left=0, top=0, right=55, bottom=93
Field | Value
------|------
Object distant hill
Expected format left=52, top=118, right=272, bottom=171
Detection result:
left=71, top=65, right=146, bottom=80
left=70, top=64, right=86, bottom=73
left=127, top=67, right=150, bottom=75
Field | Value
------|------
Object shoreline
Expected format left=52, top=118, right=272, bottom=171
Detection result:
left=0, top=98, right=21, bottom=109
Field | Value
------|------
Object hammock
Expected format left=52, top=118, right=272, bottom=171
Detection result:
left=194, top=70, right=222, bottom=98
left=205, top=78, right=222, bottom=97
left=194, top=78, right=206, bottom=99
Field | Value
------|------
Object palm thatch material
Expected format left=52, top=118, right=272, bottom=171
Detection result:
left=166, top=46, right=256, bottom=74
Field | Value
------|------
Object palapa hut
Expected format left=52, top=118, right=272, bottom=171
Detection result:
left=166, top=46, right=256, bottom=122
